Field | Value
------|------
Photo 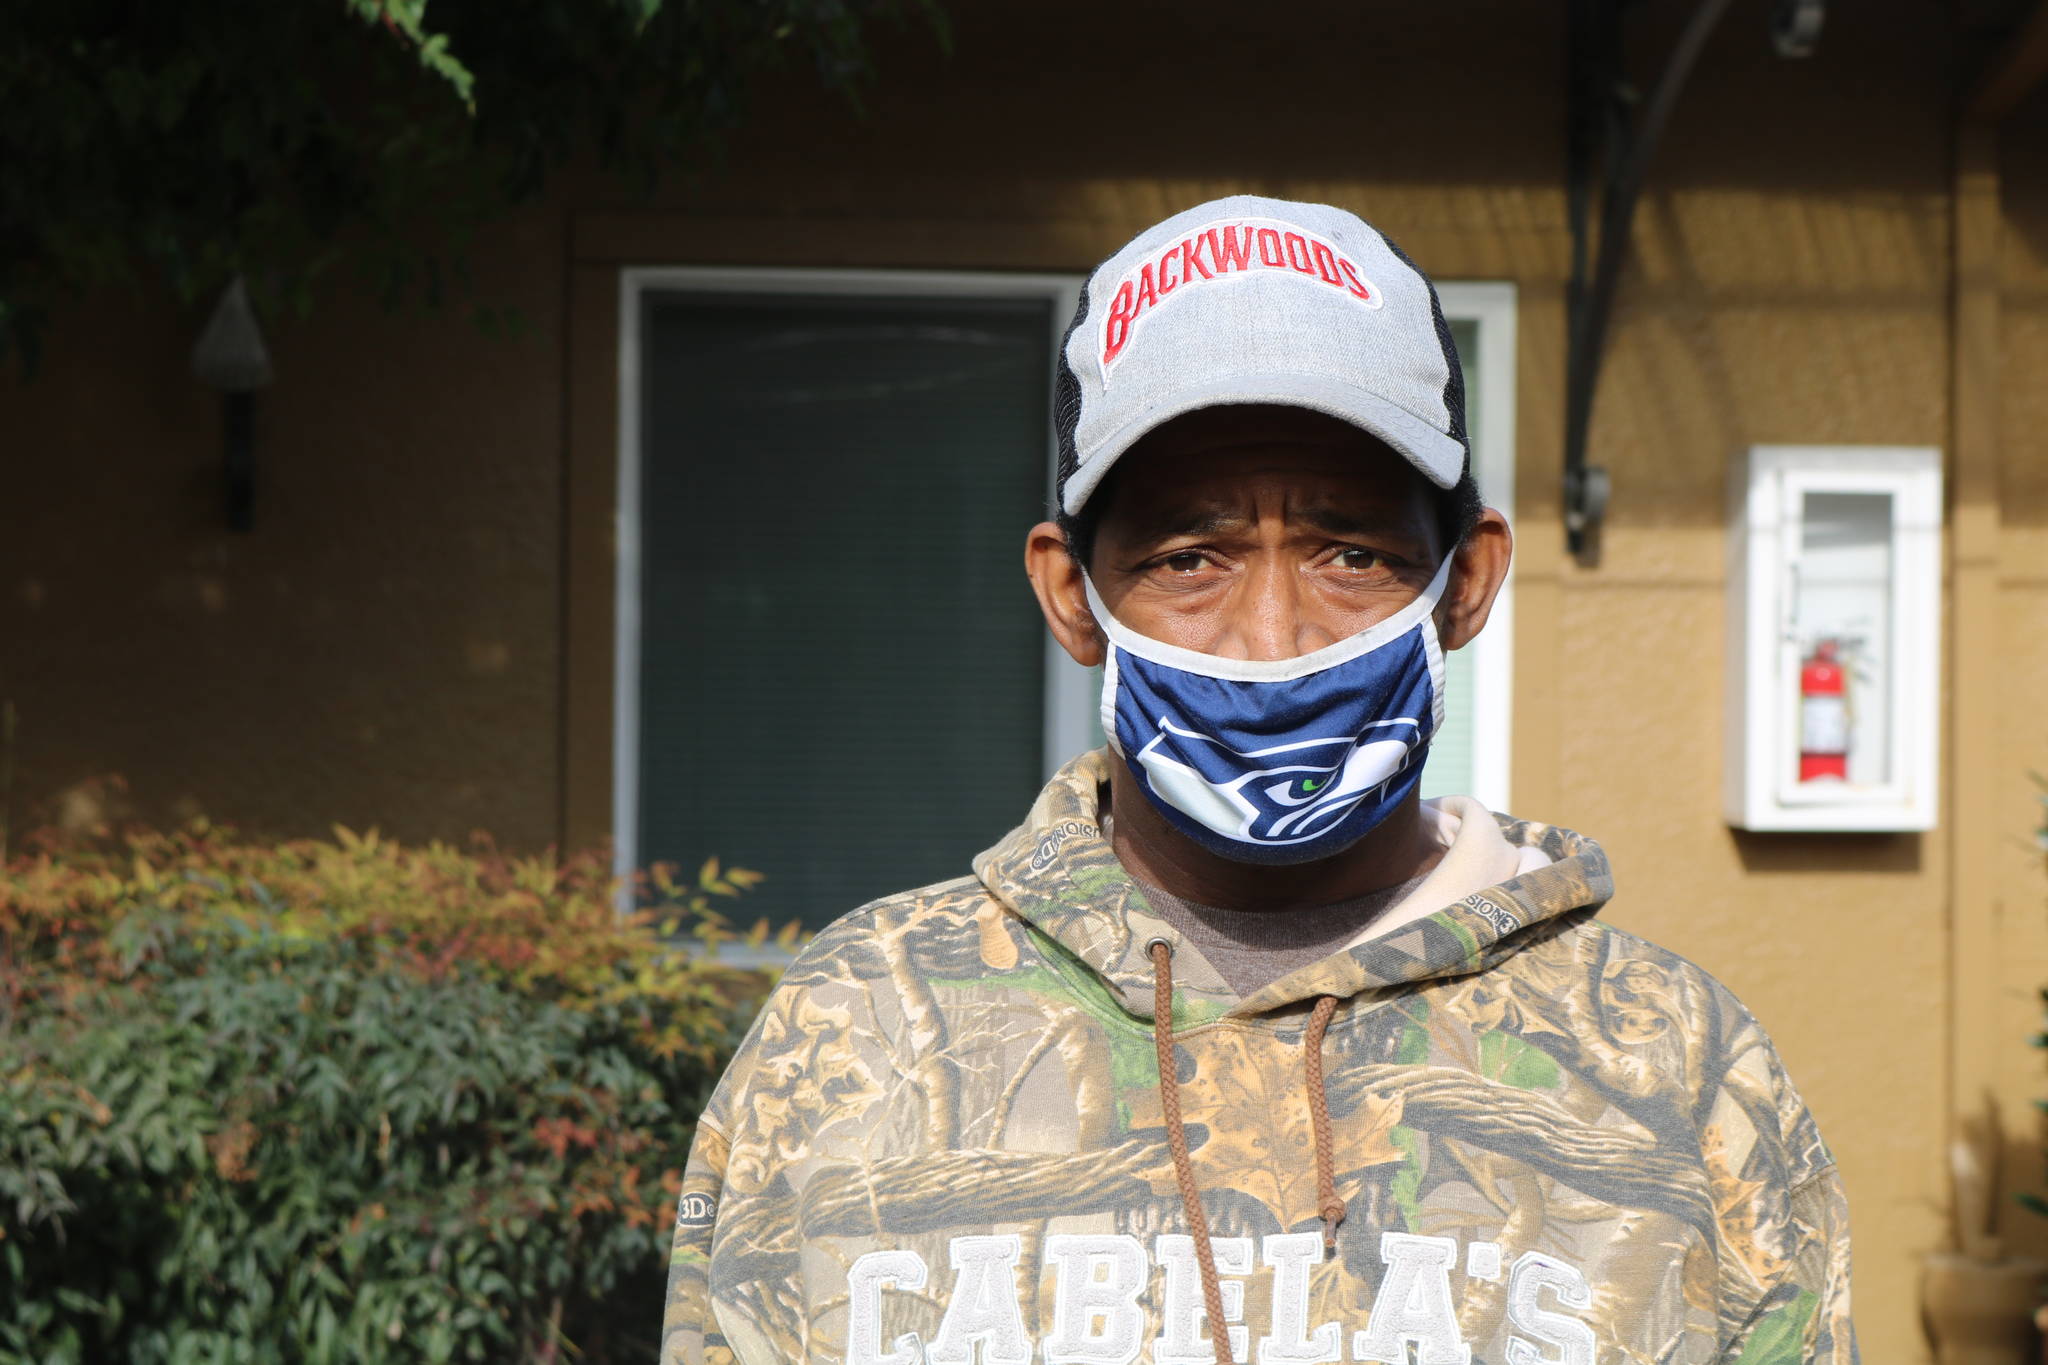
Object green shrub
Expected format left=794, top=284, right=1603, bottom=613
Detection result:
left=0, top=816, right=777, bottom=1363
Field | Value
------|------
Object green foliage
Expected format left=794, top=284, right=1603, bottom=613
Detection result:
left=0, top=816, right=777, bottom=1362
left=339, top=0, right=477, bottom=105
left=0, top=0, right=940, bottom=369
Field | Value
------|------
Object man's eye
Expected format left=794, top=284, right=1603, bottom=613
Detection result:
left=1160, top=551, right=1208, bottom=574
left=1333, top=547, right=1390, bottom=571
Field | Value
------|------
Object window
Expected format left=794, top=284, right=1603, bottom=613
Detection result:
left=616, top=270, right=1080, bottom=930
left=1417, top=288, right=1517, bottom=812
left=615, top=270, right=1518, bottom=931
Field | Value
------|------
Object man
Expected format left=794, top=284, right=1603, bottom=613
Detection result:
left=662, top=196, right=1856, bottom=1365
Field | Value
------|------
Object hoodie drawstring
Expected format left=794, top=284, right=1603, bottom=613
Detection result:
left=1150, top=939, right=1234, bottom=1365
left=1303, top=993, right=1347, bottom=1252
left=1150, top=940, right=1347, bottom=1365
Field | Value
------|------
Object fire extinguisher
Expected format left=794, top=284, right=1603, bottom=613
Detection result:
left=1799, top=639, right=1849, bottom=782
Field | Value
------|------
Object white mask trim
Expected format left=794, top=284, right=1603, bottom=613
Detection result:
left=1082, top=556, right=1454, bottom=685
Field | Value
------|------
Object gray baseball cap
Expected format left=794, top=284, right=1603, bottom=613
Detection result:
left=1054, top=195, right=1468, bottom=516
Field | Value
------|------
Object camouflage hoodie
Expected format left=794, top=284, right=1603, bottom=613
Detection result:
left=661, top=752, right=1856, bottom=1365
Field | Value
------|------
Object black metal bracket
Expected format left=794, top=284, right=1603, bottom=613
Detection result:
left=223, top=391, right=255, bottom=533
left=1564, top=0, right=1755, bottom=561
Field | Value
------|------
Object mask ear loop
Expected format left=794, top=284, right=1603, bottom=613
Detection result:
left=1416, top=580, right=1450, bottom=742
left=1414, top=558, right=1454, bottom=746
left=1097, top=639, right=1124, bottom=759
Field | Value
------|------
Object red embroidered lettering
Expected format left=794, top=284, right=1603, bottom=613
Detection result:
left=1338, top=260, right=1374, bottom=302
left=1216, top=226, right=1254, bottom=272
left=1310, top=242, right=1343, bottom=286
left=1098, top=218, right=1381, bottom=373
left=1102, top=281, right=1137, bottom=364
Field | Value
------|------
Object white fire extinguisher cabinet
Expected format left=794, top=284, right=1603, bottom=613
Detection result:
left=1724, top=445, right=1943, bottom=832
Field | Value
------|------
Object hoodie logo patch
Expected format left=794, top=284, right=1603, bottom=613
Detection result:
left=674, top=1191, right=718, bottom=1231
left=1029, top=820, right=1096, bottom=873
left=1459, top=895, right=1522, bottom=936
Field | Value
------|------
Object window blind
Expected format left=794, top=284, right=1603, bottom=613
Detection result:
left=635, top=291, right=1054, bottom=930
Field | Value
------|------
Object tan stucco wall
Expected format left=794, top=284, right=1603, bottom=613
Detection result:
left=1525, top=21, right=1962, bottom=1359
left=4, top=1, right=2043, bottom=1357
left=1, top=200, right=569, bottom=848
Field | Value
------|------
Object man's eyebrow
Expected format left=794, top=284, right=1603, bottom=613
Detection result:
left=1119, top=504, right=1250, bottom=542
left=1294, top=502, right=1432, bottom=544
left=1116, top=498, right=1428, bottom=546
left=1295, top=505, right=1381, bottom=538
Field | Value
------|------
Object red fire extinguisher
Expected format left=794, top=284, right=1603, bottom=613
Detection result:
left=1799, top=639, right=1849, bottom=782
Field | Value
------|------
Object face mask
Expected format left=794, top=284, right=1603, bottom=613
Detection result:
left=1085, top=558, right=1451, bottom=866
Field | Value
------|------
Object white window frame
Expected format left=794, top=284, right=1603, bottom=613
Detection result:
left=1434, top=282, right=1518, bottom=812
left=613, top=267, right=1083, bottom=886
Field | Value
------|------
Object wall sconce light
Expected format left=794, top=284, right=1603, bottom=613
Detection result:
left=190, top=276, right=274, bottom=532
left=1771, top=0, right=1825, bottom=59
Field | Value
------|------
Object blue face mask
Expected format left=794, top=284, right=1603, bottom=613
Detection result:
left=1084, top=558, right=1451, bottom=866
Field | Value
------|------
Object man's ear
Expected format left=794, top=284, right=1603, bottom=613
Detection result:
left=1434, top=509, right=1512, bottom=651
left=1025, top=521, right=1106, bottom=668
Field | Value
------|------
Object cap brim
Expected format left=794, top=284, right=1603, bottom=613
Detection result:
left=1060, top=372, right=1466, bottom=516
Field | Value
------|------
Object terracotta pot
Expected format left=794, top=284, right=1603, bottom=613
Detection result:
left=1922, top=1253, right=2047, bottom=1365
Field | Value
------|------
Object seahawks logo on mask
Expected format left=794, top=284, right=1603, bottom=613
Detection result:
left=1133, top=719, right=1426, bottom=849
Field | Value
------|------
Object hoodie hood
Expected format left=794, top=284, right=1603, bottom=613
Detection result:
left=973, top=749, right=1616, bottom=1022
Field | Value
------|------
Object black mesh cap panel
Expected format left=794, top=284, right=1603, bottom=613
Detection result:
left=1052, top=282, right=1092, bottom=511
left=1376, top=229, right=1470, bottom=477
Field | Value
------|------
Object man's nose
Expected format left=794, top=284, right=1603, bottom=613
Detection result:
left=1230, top=561, right=1330, bottom=661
